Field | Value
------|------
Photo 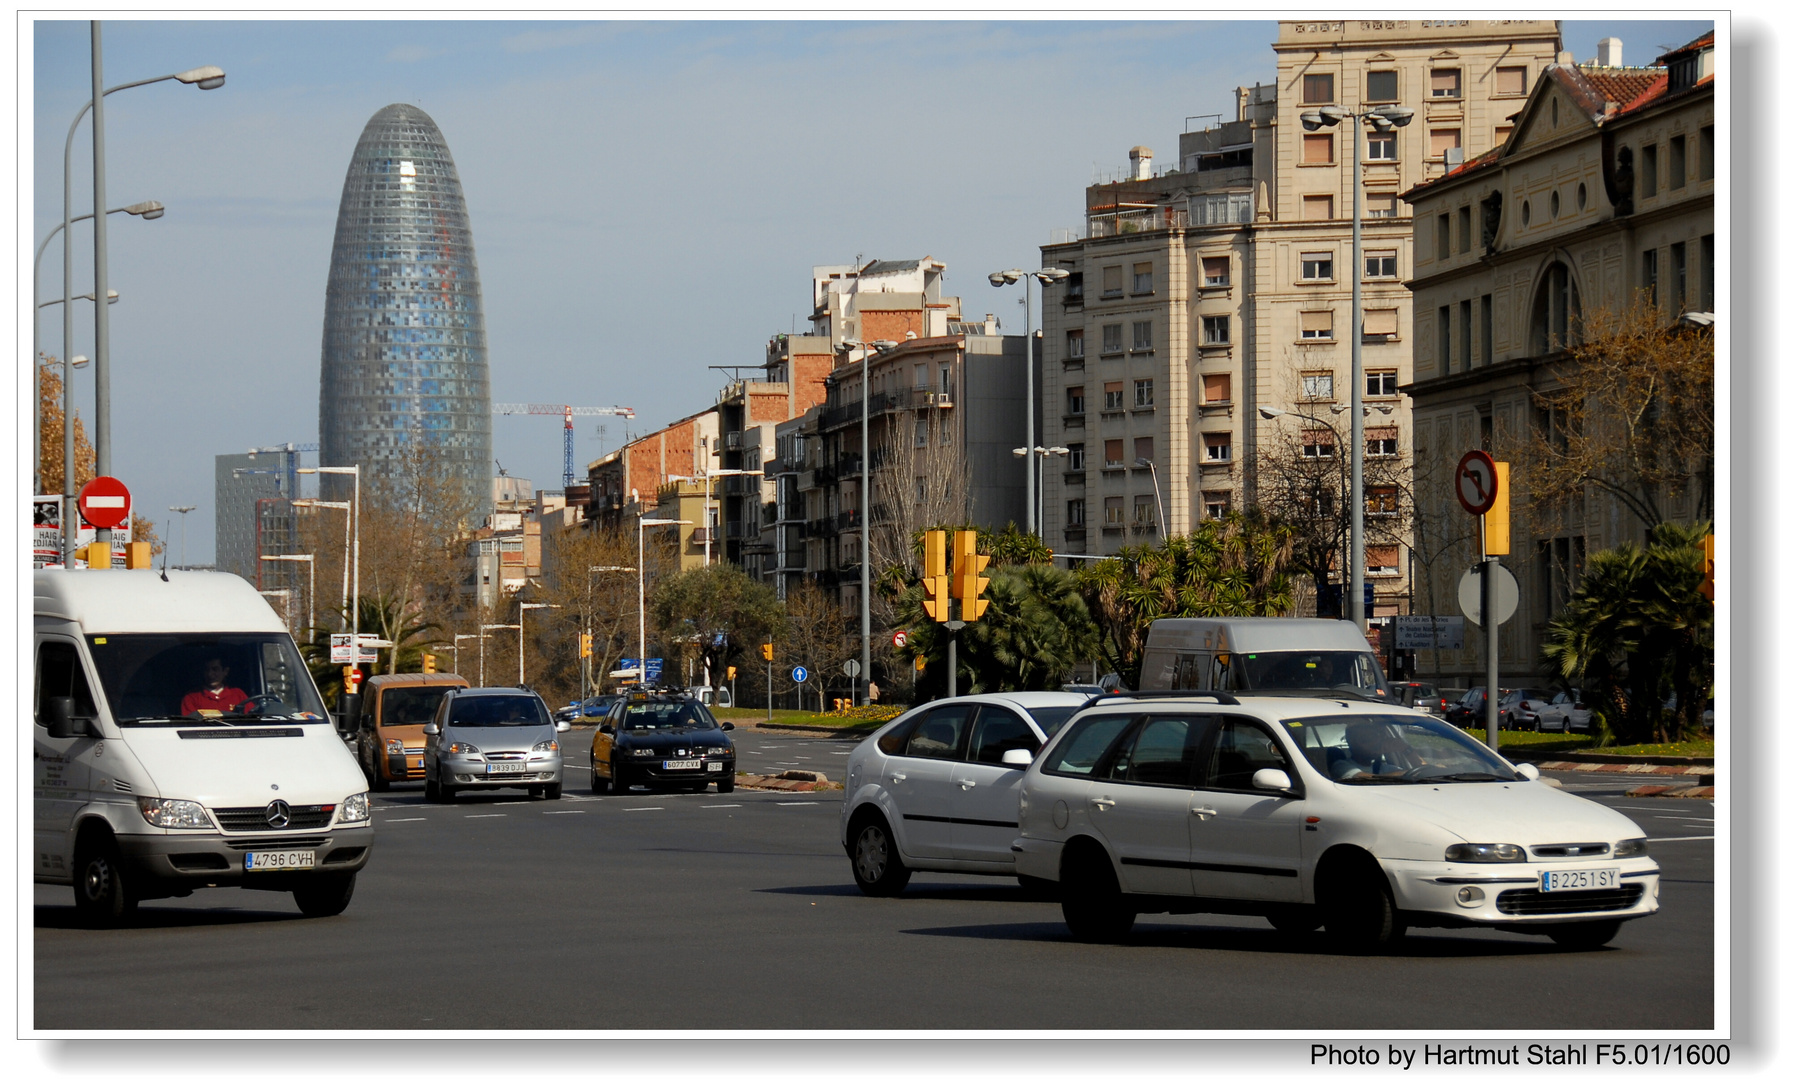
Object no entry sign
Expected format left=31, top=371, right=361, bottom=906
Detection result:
left=77, top=476, right=131, bottom=530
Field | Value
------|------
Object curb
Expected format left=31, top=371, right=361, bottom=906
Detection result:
left=1532, top=760, right=1715, bottom=780
left=1503, top=747, right=1714, bottom=767
left=1625, top=784, right=1715, bottom=799
left=750, top=722, right=876, bottom=738
left=735, top=771, right=842, bottom=792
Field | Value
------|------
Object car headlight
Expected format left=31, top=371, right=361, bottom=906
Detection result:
left=1444, top=843, right=1527, bottom=863
left=447, top=742, right=482, bottom=756
left=1613, top=837, right=1650, bottom=858
left=138, top=797, right=212, bottom=830
left=385, top=738, right=406, bottom=754
left=532, top=739, right=559, bottom=753
left=706, top=745, right=733, bottom=756
left=339, top=792, right=370, bottom=823
left=632, top=747, right=656, bottom=757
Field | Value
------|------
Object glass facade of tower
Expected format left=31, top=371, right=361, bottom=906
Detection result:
left=320, top=104, right=491, bottom=518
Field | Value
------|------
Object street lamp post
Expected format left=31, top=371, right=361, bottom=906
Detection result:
left=838, top=338, right=897, bottom=707
left=477, top=624, right=520, bottom=688
left=637, top=517, right=689, bottom=688
left=453, top=633, right=479, bottom=677
left=260, top=553, right=316, bottom=644
left=988, top=267, right=1071, bottom=537
left=1015, top=446, right=1070, bottom=537
left=168, top=504, right=195, bottom=568
left=291, top=497, right=351, bottom=631
left=1298, top=102, right=1414, bottom=632
left=518, top=602, right=560, bottom=687
left=1259, top=403, right=1392, bottom=619
left=63, top=31, right=224, bottom=553
left=1135, top=457, right=1167, bottom=538
left=300, top=466, right=360, bottom=641
left=583, top=565, right=634, bottom=700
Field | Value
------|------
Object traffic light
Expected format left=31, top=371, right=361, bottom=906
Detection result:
left=1700, top=533, right=1715, bottom=601
left=342, top=665, right=359, bottom=694
left=920, top=529, right=951, bottom=622
left=761, top=642, right=774, bottom=662
left=421, top=652, right=436, bottom=674
left=579, top=632, right=593, bottom=659
left=727, top=666, right=737, bottom=681
left=952, top=529, right=991, bottom=620
left=1483, top=462, right=1511, bottom=557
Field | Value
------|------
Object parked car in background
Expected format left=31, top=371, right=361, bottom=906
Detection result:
left=1536, top=689, right=1595, bottom=734
left=1393, top=682, right=1449, bottom=717
left=556, top=693, right=621, bottom=723
left=687, top=685, right=733, bottom=708
left=1445, top=686, right=1505, bottom=729
left=1500, top=688, right=1558, bottom=731
left=841, top=692, right=1090, bottom=896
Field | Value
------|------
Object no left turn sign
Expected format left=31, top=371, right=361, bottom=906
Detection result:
left=892, top=630, right=908, bottom=648
left=1455, top=451, right=1498, bottom=516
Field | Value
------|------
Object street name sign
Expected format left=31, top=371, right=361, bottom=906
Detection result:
left=1394, top=615, right=1465, bottom=650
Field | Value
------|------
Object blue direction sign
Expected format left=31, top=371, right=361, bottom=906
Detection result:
left=792, top=665, right=809, bottom=684
left=615, top=657, right=666, bottom=682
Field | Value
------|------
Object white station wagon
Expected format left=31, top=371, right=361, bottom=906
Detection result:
left=1011, top=693, right=1659, bottom=950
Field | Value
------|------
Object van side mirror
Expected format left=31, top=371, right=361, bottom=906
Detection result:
left=422, top=723, right=440, bottom=737
left=1251, top=768, right=1295, bottom=794
left=45, top=696, right=94, bottom=739
left=555, top=720, right=571, bottom=733
left=1001, top=748, right=1034, bottom=768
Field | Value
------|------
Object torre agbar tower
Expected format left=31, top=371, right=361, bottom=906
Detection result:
left=319, top=103, right=491, bottom=518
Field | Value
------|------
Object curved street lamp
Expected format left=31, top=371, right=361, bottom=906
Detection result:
left=988, top=267, right=1071, bottom=537
left=838, top=337, right=897, bottom=707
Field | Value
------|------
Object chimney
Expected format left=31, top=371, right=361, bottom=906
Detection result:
left=1129, top=145, right=1154, bottom=181
left=1597, top=37, right=1624, bottom=67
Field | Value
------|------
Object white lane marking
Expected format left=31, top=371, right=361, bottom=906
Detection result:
left=830, top=751, right=851, bottom=756
left=1648, top=808, right=1695, bottom=814
left=465, top=814, right=506, bottom=819
left=775, top=801, right=818, bottom=806
left=700, top=804, right=742, bottom=809
left=1680, top=823, right=1715, bottom=829
left=1646, top=835, right=1712, bottom=842
left=544, top=810, right=586, bottom=815
left=386, top=817, right=426, bottom=823
left=624, top=807, right=663, bottom=812
left=745, top=750, right=765, bottom=755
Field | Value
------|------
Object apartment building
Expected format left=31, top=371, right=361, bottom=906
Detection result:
left=1402, top=32, right=1715, bottom=680
left=1038, top=19, right=1562, bottom=619
left=583, top=406, right=722, bottom=557
left=715, top=329, right=836, bottom=572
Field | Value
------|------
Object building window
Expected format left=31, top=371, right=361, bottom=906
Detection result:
left=1701, top=233, right=1714, bottom=311
left=1068, top=443, right=1085, bottom=471
left=1303, top=133, right=1335, bottom=165
left=1459, top=298, right=1473, bottom=370
left=1203, top=315, right=1231, bottom=344
left=1066, top=386, right=1086, bottom=415
left=1067, top=499, right=1086, bottom=526
left=1529, top=261, right=1581, bottom=353
left=1203, top=490, right=1231, bottom=519
left=1300, top=311, right=1334, bottom=340
left=1439, top=304, right=1453, bottom=371
left=1131, top=320, right=1153, bottom=350
left=1641, top=248, right=1658, bottom=308
left=1365, top=192, right=1398, bottom=218
left=1302, top=371, right=1335, bottom=399
left=1671, top=241, right=1687, bottom=311
left=1430, top=68, right=1462, bottom=98
left=1134, top=436, right=1154, bottom=463
left=1363, top=309, right=1399, bottom=339
left=1302, top=194, right=1334, bottom=221
left=1303, top=72, right=1335, bottom=103
left=1367, top=486, right=1400, bottom=516
left=1103, top=381, right=1125, bottom=411
left=1367, top=544, right=1401, bottom=575
left=1367, top=427, right=1399, bottom=457
left=1101, top=324, right=1122, bottom=353
left=1104, top=496, right=1125, bottom=525
left=1134, top=495, right=1157, bottom=525
left=1436, top=214, right=1451, bottom=260
left=1066, top=329, right=1085, bottom=358
left=1550, top=189, right=1561, bottom=219
left=941, top=364, right=953, bottom=394
left=1366, top=369, right=1399, bottom=396
left=1365, top=249, right=1398, bottom=278
left=1640, top=144, right=1659, bottom=197
left=1132, top=263, right=1154, bottom=294
left=1458, top=206, right=1472, bottom=253
left=1429, top=128, right=1462, bottom=161
left=1366, top=70, right=1398, bottom=102
left=1495, top=124, right=1514, bottom=146
left=1481, top=294, right=1493, bottom=366
left=914, top=417, right=928, bottom=447
left=1699, top=125, right=1714, bottom=181
left=1301, top=251, right=1334, bottom=281
left=1204, top=432, right=1232, bottom=462
left=1203, top=373, right=1231, bottom=404
left=1134, top=379, right=1155, bottom=407
left=1669, top=135, right=1687, bottom=189
left=1496, top=65, right=1528, bottom=96
left=1202, top=256, right=1230, bottom=287
left=1065, top=272, right=1084, bottom=303
left=1367, top=131, right=1397, bottom=161
left=1302, top=427, right=1335, bottom=457
left=1104, top=440, right=1125, bottom=468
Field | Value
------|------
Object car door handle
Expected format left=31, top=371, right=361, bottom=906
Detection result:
left=890, top=773, right=906, bottom=783
left=1091, top=796, right=1115, bottom=810
left=958, top=779, right=976, bottom=789
left=1192, top=806, right=1218, bottom=819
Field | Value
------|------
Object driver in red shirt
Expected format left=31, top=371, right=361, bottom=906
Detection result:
left=181, top=657, right=250, bottom=716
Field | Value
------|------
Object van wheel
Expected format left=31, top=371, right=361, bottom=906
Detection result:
left=293, top=874, right=356, bottom=917
left=1061, top=848, right=1134, bottom=943
left=73, top=834, right=136, bottom=928
left=369, top=759, right=390, bottom=792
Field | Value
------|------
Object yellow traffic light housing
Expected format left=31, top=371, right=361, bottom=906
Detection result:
left=920, top=529, right=951, bottom=622
left=579, top=632, right=593, bottom=659
left=727, top=665, right=737, bottom=681
left=761, top=642, right=774, bottom=662
left=951, top=529, right=991, bottom=620
left=1483, top=462, right=1511, bottom=557
left=421, top=652, right=437, bottom=674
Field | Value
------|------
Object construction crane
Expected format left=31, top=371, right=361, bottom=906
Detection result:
left=492, top=403, right=637, bottom=488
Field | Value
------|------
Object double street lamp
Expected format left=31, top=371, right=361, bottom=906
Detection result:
left=259, top=553, right=316, bottom=644
left=1296, top=102, right=1414, bottom=632
left=838, top=338, right=897, bottom=707
left=518, top=602, right=560, bottom=687
left=1014, top=445, right=1070, bottom=533
left=298, top=465, right=360, bottom=640
left=582, top=565, right=634, bottom=700
left=989, top=267, right=1070, bottom=537
left=637, top=516, right=690, bottom=688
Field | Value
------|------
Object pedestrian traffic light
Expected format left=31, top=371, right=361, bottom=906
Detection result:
left=1700, top=533, right=1715, bottom=601
left=579, top=632, right=593, bottom=659
left=1483, top=462, right=1511, bottom=557
left=952, top=529, right=991, bottom=620
left=920, top=529, right=951, bottom=622
left=761, top=642, right=774, bottom=661
left=421, top=652, right=436, bottom=674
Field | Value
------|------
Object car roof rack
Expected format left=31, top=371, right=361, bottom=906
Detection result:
left=1083, top=690, right=1242, bottom=707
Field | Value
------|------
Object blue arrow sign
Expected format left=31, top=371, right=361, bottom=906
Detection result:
left=792, top=665, right=808, bottom=684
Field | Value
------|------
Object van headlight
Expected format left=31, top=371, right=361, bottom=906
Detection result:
left=1444, top=843, right=1527, bottom=863
left=338, top=792, right=370, bottom=823
left=1613, top=837, right=1649, bottom=858
left=138, top=798, right=212, bottom=830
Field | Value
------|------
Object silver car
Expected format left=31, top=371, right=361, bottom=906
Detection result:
left=423, top=688, right=570, bottom=801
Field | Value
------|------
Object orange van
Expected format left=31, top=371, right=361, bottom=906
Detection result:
left=352, top=673, right=470, bottom=790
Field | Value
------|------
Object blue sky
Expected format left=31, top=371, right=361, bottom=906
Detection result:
left=28, top=17, right=1714, bottom=564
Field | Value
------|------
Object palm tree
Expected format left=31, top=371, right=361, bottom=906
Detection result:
left=900, top=563, right=1101, bottom=695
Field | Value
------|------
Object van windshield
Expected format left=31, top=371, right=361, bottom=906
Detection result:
left=86, top=633, right=328, bottom=725
left=1223, top=650, right=1389, bottom=699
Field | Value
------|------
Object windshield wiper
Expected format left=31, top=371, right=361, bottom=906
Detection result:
left=1432, top=772, right=1507, bottom=782
left=1336, top=772, right=1409, bottom=783
left=118, top=714, right=233, bottom=727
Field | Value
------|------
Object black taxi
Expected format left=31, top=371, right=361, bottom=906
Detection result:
left=590, top=688, right=737, bottom=794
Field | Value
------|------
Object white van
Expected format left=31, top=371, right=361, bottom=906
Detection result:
left=1138, top=617, right=1391, bottom=701
left=33, top=569, right=372, bottom=925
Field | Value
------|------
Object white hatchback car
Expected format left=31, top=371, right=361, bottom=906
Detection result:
left=841, top=692, right=1091, bottom=895
left=1012, top=693, right=1660, bottom=950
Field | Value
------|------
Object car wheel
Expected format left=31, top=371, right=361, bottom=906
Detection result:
left=72, top=833, right=136, bottom=928
left=292, top=874, right=356, bottom=918
left=1061, top=848, right=1134, bottom=943
left=423, top=771, right=442, bottom=803
left=1547, top=920, right=1622, bottom=950
left=849, top=815, right=911, bottom=897
left=440, top=777, right=456, bottom=801
left=1322, top=862, right=1405, bottom=952
left=1532, top=717, right=1543, bottom=733
left=590, top=760, right=609, bottom=793
left=610, top=765, right=631, bottom=795
left=543, top=782, right=562, bottom=800
left=1561, top=718, right=1571, bottom=734
left=716, top=775, right=735, bottom=794
left=1267, top=910, right=1323, bottom=935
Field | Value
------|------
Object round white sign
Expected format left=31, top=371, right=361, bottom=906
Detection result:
left=843, top=658, right=862, bottom=679
left=1458, top=563, right=1519, bottom=627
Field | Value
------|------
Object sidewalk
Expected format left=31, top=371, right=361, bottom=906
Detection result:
left=1528, top=760, right=1715, bottom=800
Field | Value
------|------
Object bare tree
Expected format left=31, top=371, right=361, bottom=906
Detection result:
left=527, top=525, right=652, bottom=704
left=783, top=579, right=854, bottom=713
left=869, top=411, right=971, bottom=575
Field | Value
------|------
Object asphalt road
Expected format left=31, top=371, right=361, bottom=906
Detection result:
left=33, top=729, right=1714, bottom=1031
